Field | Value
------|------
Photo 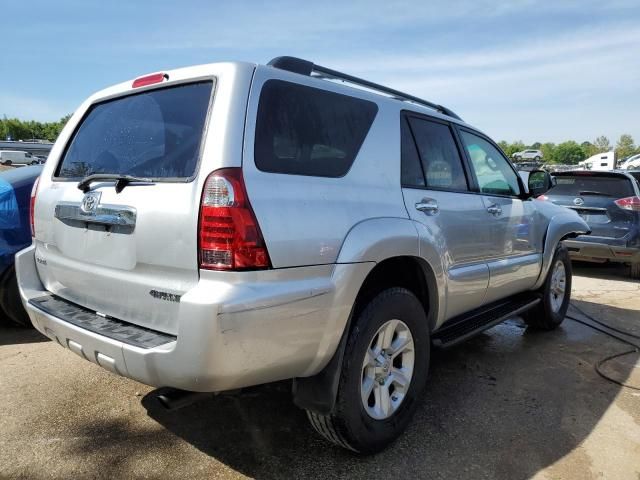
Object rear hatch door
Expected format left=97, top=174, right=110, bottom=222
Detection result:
left=545, top=172, right=639, bottom=244
left=34, top=80, right=215, bottom=335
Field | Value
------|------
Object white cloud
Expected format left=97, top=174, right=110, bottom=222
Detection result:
left=314, top=23, right=640, bottom=143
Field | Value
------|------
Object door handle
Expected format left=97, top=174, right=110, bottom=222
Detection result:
left=486, top=204, right=502, bottom=215
left=416, top=198, right=439, bottom=215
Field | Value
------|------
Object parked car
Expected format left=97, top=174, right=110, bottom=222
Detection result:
left=1, top=165, right=42, bottom=326
left=619, top=153, right=640, bottom=170
left=0, top=150, right=39, bottom=166
left=16, top=56, right=588, bottom=453
left=513, top=149, right=543, bottom=161
left=541, top=170, right=640, bottom=278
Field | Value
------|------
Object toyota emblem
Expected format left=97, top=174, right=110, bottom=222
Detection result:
left=573, top=197, right=584, bottom=206
left=80, top=191, right=101, bottom=214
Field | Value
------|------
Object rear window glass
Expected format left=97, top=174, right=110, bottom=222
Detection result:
left=254, top=80, right=378, bottom=177
left=549, top=175, right=634, bottom=197
left=56, top=81, right=213, bottom=180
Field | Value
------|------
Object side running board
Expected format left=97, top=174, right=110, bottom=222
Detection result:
left=432, top=293, right=541, bottom=348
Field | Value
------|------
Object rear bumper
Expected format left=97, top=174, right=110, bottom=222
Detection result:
left=563, top=239, right=640, bottom=263
left=16, top=245, right=371, bottom=392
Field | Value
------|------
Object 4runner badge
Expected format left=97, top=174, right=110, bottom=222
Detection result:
left=80, top=191, right=101, bottom=214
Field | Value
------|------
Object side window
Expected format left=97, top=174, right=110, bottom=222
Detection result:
left=400, top=116, right=425, bottom=187
left=254, top=80, right=378, bottom=177
left=459, top=130, right=521, bottom=196
left=407, top=117, right=468, bottom=191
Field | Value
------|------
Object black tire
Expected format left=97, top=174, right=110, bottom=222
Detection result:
left=306, top=287, right=430, bottom=454
left=523, top=245, right=571, bottom=330
left=630, top=262, right=640, bottom=280
left=4, top=160, right=12, bottom=166
left=0, top=266, right=32, bottom=327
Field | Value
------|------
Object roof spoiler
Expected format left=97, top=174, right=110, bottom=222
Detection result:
left=268, top=55, right=463, bottom=121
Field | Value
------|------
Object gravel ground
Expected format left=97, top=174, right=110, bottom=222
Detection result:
left=1, top=263, right=639, bottom=479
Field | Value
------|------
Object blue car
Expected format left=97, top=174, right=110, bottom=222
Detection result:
left=0, top=165, right=42, bottom=326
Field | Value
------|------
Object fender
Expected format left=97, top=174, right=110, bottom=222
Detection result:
left=335, top=216, right=419, bottom=263
left=533, top=212, right=589, bottom=289
left=294, top=217, right=443, bottom=414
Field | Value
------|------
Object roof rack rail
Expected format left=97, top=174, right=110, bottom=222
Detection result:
left=267, top=56, right=463, bottom=121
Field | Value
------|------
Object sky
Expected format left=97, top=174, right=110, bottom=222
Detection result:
left=1, top=0, right=639, bottom=144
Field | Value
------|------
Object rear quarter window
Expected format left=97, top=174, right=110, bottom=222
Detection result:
left=549, top=175, right=634, bottom=197
left=254, top=80, right=378, bottom=177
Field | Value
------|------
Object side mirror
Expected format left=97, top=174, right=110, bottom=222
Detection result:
left=528, top=170, right=553, bottom=197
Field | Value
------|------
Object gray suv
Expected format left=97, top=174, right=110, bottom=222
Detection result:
left=16, top=56, right=588, bottom=453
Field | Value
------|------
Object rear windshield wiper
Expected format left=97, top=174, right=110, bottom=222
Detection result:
left=578, top=190, right=613, bottom=197
left=78, top=174, right=154, bottom=193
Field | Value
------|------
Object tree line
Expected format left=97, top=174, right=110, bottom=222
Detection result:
left=1, top=115, right=72, bottom=143
left=498, top=134, right=639, bottom=165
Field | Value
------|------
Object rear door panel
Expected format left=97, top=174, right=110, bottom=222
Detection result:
left=32, top=75, right=225, bottom=335
left=36, top=182, right=201, bottom=335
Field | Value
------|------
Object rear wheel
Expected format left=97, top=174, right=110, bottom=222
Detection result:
left=523, top=245, right=571, bottom=330
left=306, top=287, right=429, bottom=454
left=0, top=266, right=32, bottom=327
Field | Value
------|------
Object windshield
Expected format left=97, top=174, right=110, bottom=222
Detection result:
left=548, top=175, right=634, bottom=197
left=56, top=81, right=213, bottom=180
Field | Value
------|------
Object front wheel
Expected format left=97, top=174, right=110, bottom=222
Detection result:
left=523, top=245, right=571, bottom=330
left=306, top=287, right=430, bottom=454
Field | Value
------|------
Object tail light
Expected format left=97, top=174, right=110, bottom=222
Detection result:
left=198, top=168, right=271, bottom=270
left=614, top=196, right=640, bottom=211
left=535, top=194, right=548, bottom=201
left=29, top=177, right=40, bottom=237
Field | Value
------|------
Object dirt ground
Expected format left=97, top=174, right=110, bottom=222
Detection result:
left=1, top=262, right=639, bottom=479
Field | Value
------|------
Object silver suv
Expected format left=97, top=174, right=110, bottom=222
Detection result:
left=16, top=56, right=588, bottom=453
left=513, top=149, right=543, bottom=161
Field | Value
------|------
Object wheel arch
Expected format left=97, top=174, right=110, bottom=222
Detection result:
left=293, top=254, right=438, bottom=415
left=533, top=212, right=589, bottom=289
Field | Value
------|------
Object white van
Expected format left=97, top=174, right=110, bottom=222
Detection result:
left=0, top=150, right=37, bottom=166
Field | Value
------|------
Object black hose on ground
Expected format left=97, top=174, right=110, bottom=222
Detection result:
left=565, top=304, right=640, bottom=392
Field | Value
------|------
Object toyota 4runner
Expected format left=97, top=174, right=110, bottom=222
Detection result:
left=16, top=56, right=589, bottom=453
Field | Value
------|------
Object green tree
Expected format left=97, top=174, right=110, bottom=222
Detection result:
left=531, top=141, right=542, bottom=149
left=593, top=136, right=611, bottom=153
left=581, top=141, right=596, bottom=157
left=540, top=143, right=557, bottom=164
left=615, top=134, right=636, bottom=161
left=0, top=115, right=70, bottom=142
left=555, top=141, right=586, bottom=165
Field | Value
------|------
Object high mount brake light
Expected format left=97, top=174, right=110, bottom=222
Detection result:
left=132, top=73, right=168, bottom=88
left=30, top=177, right=40, bottom=237
left=614, top=196, right=640, bottom=211
left=198, top=168, right=271, bottom=270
